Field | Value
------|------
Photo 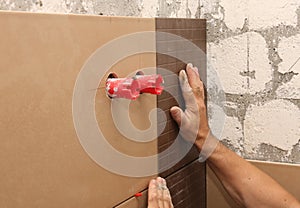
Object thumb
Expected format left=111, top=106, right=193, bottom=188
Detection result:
left=170, top=106, right=183, bottom=126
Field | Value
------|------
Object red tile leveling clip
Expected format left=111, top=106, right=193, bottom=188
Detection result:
left=134, top=192, right=143, bottom=197
left=106, top=74, right=164, bottom=100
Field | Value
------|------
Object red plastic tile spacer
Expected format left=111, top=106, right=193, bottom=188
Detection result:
left=105, top=74, right=164, bottom=100
left=134, top=192, right=143, bottom=197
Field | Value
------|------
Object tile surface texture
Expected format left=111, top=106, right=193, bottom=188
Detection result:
left=0, top=11, right=157, bottom=208
left=0, top=12, right=207, bottom=208
left=156, top=18, right=206, bottom=208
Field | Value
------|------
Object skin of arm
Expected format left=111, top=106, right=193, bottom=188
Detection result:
left=169, top=64, right=300, bottom=208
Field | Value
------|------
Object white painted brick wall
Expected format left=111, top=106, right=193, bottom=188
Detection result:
left=248, top=0, right=300, bottom=29
left=277, top=34, right=300, bottom=99
left=218, top=0, right=248, bottom=30
left=244, top=99, right=300, bottom=154
left=219, top=0, right=300, bottom=30
left=140, top=0, right=158, bottom=17
left=209, top=32, right=271, bottom=94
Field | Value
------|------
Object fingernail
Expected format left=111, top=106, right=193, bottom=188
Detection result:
left=173, top=109, right=180, bottom=117
left=192, top=67, right=199, bottom=76
left=179, top=70, right=187, bottom=84
left=179, top=70, right=187, bottom=78
left=187, top=63, right=193, bottom=69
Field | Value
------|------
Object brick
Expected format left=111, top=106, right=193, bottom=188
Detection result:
left=244, top=100, right=300, bottom=154
left=277, top=34, right=300, bottom=99
left=140, top=0, right=158, bottom=17
left=218, top=0, right=248, bottom=30
left=247, top=0, right=300, bottom=29
left=209, top=32, right=271, bottom=94
left=208, top=103, right=243, bottom=152
left=219, top=0, right=299, bottom=30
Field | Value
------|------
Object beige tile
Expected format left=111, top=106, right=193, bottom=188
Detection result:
left=0, top=11, right=156, bottom=208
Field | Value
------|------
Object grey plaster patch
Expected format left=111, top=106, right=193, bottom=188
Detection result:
left=257, top=22, right=300, bottom=96
left=0, top=0, right=35, bottom=11
left=246, top=143, right=289, bottom=163
left=287, top=99, right=300, bottom=110
left=223, top=92, right=279, bottom=126
left=91, top=0, right=141, bottom=16
left=203, top=13, right=232, bottom=43
left=258, top=24, right=300, bottom=70
left=158, top=0, right=182, bottom=17
left=202, top=3, right=249, bottom=43
left=224, top=93, right=251, bottom=126
left=241, top=18, right=249, bottom=33
left=239, top=70, right=256, bottom=79
left=221, top=139, right=243, bottom=156
left=297, top=6, right=300, bottom=27
left=38, top=0, right=43, bottom=7
left=185, top=0, right=191, bottom=18
left=194, top=0, right=201, bottom=18
left=279, top=71, right=299, bottom=84
left=289, top=140, right=300, bottom=163
left=64, top=0, right=87, bottom=14
left=207, top=87, right=226, bottom=107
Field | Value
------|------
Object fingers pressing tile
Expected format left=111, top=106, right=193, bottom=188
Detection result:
left=156, top=177, right=165, bottom=189
left=187, top=63, right=194, bottom=69
left=186, top=63, right=198, bottom=76
left=157, top=177, right=164, bottom=183
left=148, top=180, right=159, bottom=208
left=148, top=180, right=157, bottom=194
left=186, top=67, right=198, bottom=87
left=192, top=66, right=199, bottom=76
left=162, top=178, right=167, bottom=185
left=148, top=177, right=174, bottom=208
left=179, top=70, right=192, bottom=92
left=160, top=178, right=167, bottom=187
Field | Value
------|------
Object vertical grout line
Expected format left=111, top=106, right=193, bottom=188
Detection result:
left=247, top=32, right=250, bottom=89
left=242, top=0, right=250, bottom=156
left=186, top=0, right=189, bottom=18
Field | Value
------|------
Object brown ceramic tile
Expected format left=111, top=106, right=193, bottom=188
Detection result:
left=156, top=17, right=206, bottom=208
left=158, top=87, right=179, bottom=100
left=166, top=160, right=206, bottom=208
left=157, top=62, right=177, bottom=72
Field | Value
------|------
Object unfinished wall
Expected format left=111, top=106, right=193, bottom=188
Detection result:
left=1, top=0, right=299, bottom=164
left=201, top=0, right=300, bottom=164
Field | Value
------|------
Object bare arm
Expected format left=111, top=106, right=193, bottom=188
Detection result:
left=170, top=64, right=300, bottom=208
left=206, top=134, right=299, bottom=208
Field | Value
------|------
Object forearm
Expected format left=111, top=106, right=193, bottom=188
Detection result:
left=197, top=135, right=300, bottom=208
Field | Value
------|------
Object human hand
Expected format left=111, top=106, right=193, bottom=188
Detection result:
left=170, top=63, right=210, bottom=151
left=148, top=177, right=173, bottom=208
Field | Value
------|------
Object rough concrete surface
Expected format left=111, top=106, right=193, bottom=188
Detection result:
left=1, top=0, right=299, bottom=164
left=201, top=0, right=300, bottom=164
